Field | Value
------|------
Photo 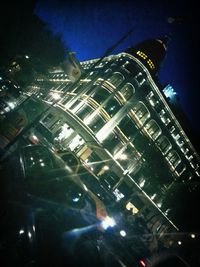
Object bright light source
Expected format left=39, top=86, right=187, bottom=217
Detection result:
left=83, top=184, right=88, bottom=191
left=139, top=180, right=145, bottom=188
left=19, top=229, right=25, bottom=235
left=25, top=55, right=29, bottom=59
left=157, top=202, right=162, bottom=208
left=178, top=240, right=182, bottom=245
left=51, top=92, right=61, bottom=100
left=151, top=193, right=156, bottom=200
left=139, top=259, right=146, bottom=267
left=72, top=197, right=80, bottom=202
left=103, top=165, right=109, bottom=171
left=191, top=234, right=196, bottom=239
left=101, top=216, right=116, bottom=230
left=120, top=230, right=126, bottom=237
left=7, top=102, right=15, bottom=109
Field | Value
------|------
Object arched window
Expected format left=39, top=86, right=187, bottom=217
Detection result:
left=108, top=72, right=124, bottom=87
left=156, top=136, right=172, bottom=155
left=119, top=83, right=135, bottom=100
left=132, top=101, right=150, bottom=125
left=145, top=119, right=162, bottom=140
left=166, top=150, right=181, bottom=168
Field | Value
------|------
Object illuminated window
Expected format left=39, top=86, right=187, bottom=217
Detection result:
left=119, top=83, right=135, bottom=100
left=91, top=87, right=111, bottom=104
left=136, top=50, right=148, bottom=59
left=108, top=72, right=124, bottom=87
left=68, top=135, right=85, bottom=151
left=176, top=162, right=186, bottom=176
left=126, top=202, right=139, bottom=214
left=144, top=120, right=161, bottom=140
left=166, top=150, right=181, bottom=168
left=156, top=136, right=172, bottom=155
left=132, top=101, right=150, bottom=125
left=147, top=59, right=155, bottom=69
left=118, top=116, right=137, bottom=140
left=103, top=97, right=121, bottom=117
left=146, top=91, right=159, bottom=107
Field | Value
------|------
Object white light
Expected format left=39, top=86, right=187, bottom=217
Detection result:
left=120, top=230, right=126, bottom=237
left=157, top=202, right=162, bottom=208
left=178, top=241, right=182, bottom=245
left=120, top=154, right=127, bottom=160
left=151, top=193, right=156, bottom=200
left=7, top=102, right=15, bottom=109
left=103, top=165, right=109, bottom=171
left=191, top=234, right=196, bottom=239
left=25, top=55, right=29, bottom=59
left=101, top=216, right=116, bottom=230
left=72, top=197, right=79, bottom=202
left=28, top=231, right=32, bottom=239
left=19, top=229, right=25, bottom=235
left=139, top=180, right=145, bottom=188
left=83, top=184, right=88, bottom=191
left=51, top=92, right=61, bottom=100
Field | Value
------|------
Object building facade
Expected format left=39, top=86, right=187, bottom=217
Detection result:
left=24, top=38, right=200, bottom=244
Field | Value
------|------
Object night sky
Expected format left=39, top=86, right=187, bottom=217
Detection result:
left=35, top=0, right=199, bottom=138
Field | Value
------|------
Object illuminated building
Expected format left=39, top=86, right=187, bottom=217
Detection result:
left=26, top=37, right=200, bottom=242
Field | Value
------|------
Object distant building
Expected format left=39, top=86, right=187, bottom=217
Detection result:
left=25, top=37, right=200, bottom=245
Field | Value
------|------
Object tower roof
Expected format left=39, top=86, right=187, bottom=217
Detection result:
left=125, top=37, right=169, bottom=75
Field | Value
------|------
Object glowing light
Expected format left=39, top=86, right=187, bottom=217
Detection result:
left=83, top=184, right=88, bottom=191
left=191, top=234, right=196, bottom=239
left=139, top=259, right=146, bottom=267
left=101, top=216, right=116, bottom=230
left=25, top=55, right=29, bottom=59
left=19, top=229, right=25, bottom=235
left=51, top=92, right=61, bottom=100
left=120, top=230, right=127, bottom=237
left=28, top=231, right=32, bottom=239
left=157, top=202, right=162, bottom=208
left=163, top=84, right=177, bottom=100
left=103, top=165, right=109, bottom=171
left=178, top=240, right=182, bottom=245
left=7, top=102, right=15, bottom=109
left=72, top=197, right=80, bottom=202
left=151, top=193, right=157, bottom=200
left=139, top=180, right=145, bottom=188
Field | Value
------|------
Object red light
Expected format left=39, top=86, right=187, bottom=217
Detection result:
left=139, top=259, right=146, bottom=267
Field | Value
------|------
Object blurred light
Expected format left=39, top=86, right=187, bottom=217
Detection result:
left=101, top=216, right=116, bottom=230
left=126, top=202, right=139, bottom=214
left=103, top=165, right=109, bottom=171
left=120, top=230, right=126, bottom=237
left=191, top=234, right=196, bottom=239
left=28, top=231, right=32, bottom=239
left=72, top=197, right=80, bottom=202
left=139, top=180, right=145, bottom=188
left=7, top=102, right=15, bottom=109
left=178, top=240, right=182, bottom=245
left=151, top=193, right=156, bottom=200
left=51, top=92, right=61, bottom=100
left=139, top=259, right=146, bottom=267
left=19, top=229, right=25, bottom=235
left=157, top=202, right=162, bottom=208
left=163, top=84, right=177, bottom=100
left=83, top=184, right=88, bottom=191
left=25, top=55, right=29, bottom=59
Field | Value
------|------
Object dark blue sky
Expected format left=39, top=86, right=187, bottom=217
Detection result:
left=35, top=0, right=199, bottom=137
